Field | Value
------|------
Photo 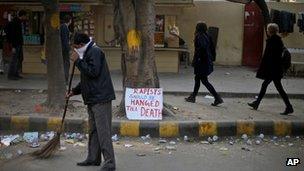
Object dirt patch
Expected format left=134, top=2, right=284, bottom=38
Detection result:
left=0, top=90, right=303, bottom=121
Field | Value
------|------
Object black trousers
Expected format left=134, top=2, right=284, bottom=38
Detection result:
left=192, top=75, right=219, bottom=99
left=256, top=79, right=292, bottom=108
left=62, top=49, right=70, bottom=84
left=8, top=45, right=23, bottom=77
left=87, top=101, right=116, bottom=170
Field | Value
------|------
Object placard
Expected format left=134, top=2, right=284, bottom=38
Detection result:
left=125, top=88, right=163, bottom=120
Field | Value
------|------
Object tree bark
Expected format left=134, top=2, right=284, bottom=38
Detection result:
left=42, top=0, right=66, bottom=113
left=112, top=0, right=171, bottom=117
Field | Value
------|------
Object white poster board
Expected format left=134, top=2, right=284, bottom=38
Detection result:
left=125, top=88, right=163, bottom=120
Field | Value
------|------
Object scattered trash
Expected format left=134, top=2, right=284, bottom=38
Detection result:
left=246, top=139, right=252, bottom=146
left=254, top=96, right=258, bottom=99
left=173, top=107, right=179, bottom=110
left=280, top=145, right=285, bottom=147
left=274, top=143, right=279, bottom=146
left=65, top=139, right=75, bottom=144
left=154, top=147, right=161, bottom=151
left=73, top=142, right=86, bottom=147
left=296, top=136, right=300, bottom=139
left=241, top=147, right=251, bottom=151
left=144, top=142, right=150, bottom=145
left=124, top=144, right=134, bottom=148
left=154, top=151, right=161, bottom=154
left=169, top=141, right=176, bottom=145
left=288, top=143, right=294, bottom=147
left=229, top=141, right=234, bottom=145
left=136, top=153, right=146, bottom=157
left=184, top=136, right=189, bottom=142
left=255, top=140, right=261, bottom=145
left=212, top=135, right=219, bottom=142
left=34, top=104, right=43, bottom=113
left=77, top=134, right=85, bottom=142
left=29, top=142, right=40, bottom=148
left=200, top=141, right=209, bottom=145
left=38, top=89, right=44, bottom=93
left=225, top=72, right=231, bottom=75
left=220, top=147, right=228, bottom=151
left=1, top=135, right=20, bottom=146
left=204, top=95, right=214, bottom=99
left=272, top=136, right=278, bottom=140
left=258, top=134, right=264, bottom=140
left=141, top=134, right=151, bottom=141
left=111, top=134, right=119, bottom=142
left=168, top=151, right=173, bottom=155
left=17, top=150, right=23, bottom=156
left=40, top=134, right=47, bottom=141
left=207, top=137, right=213, bottom=144
left=59, top=146, right=67, bottom=151
left=285, top=135, right=290, bottom=139
left=241, top=134, right=248, bottom=141
left=15, top=90, right=21, bottom=93
left=165, top=146, right=177, bottom=151
left=42, top=131, right=55, bottom=140
left=23, top=132, right=39, bottom=143
left=159, top=139, right=167, bottom=143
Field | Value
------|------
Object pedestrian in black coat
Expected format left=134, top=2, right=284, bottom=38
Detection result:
left=67, top=33, right=116, bottom=171
left=60, top=15, right=72, bottom=84
left=185, top=22, right=223, bottom=106
left=6, top=10, right=27, bottom=80
left=248, top=23, right=293, bottom=115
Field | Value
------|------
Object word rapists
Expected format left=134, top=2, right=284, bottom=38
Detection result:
left=132, top=88, right=162, bottom=96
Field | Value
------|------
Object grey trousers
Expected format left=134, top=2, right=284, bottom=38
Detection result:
left=87, top=101, right=116, bottom=170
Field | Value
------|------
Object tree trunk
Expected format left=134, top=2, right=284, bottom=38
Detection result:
left=112, top=0, right=174, bottom=117
left=42, top=0, right=66, bottom=113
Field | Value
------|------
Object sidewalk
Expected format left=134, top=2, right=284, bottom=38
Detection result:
left=0, top=66, right=304, bottom=95
left=1, top=66, right=304, bottom=137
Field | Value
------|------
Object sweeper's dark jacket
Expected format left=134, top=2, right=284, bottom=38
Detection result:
left=72, top=42, right=115, bottom=105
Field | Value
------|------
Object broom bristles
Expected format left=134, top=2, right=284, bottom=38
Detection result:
left=32, top=132, right=61, bottom=159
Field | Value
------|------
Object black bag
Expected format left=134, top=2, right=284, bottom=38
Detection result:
left=281, top=47, right=291, bottom=72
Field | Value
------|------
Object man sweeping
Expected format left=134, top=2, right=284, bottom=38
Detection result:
left=67, top=33, right=116, bottom=171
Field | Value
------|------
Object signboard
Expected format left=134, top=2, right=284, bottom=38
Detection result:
left=125, top=88, right=163, bottom=120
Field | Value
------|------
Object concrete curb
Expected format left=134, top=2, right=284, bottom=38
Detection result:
left=1, top=116, right=304, bottom=137
left=0, top=88, right=303, bottom=99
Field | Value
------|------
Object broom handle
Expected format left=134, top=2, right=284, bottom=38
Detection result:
left=60, top=62, right=76, bottom=131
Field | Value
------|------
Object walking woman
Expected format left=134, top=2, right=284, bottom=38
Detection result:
left=185, top=22, right=223, bottom=106
left=248, top=23, right=293, bottom=115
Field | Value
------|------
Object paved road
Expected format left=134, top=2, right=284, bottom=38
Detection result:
left=1, top=137, right=304, bottom=171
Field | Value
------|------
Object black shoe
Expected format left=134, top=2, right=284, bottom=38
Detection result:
left=8, top=76, right=20, bottom=80
left=0, top=71, right=4, bottom=75
left=211, top=98, right=223, bottom=106
left=280, top=106, right=294, bottom=115
left=185, top=95, right=196, bottom=103
left=77, top=160, right=101, bottom=166
left=100, top=159, right=116, bottom=171
left=248, top=101, right=259, bottom=110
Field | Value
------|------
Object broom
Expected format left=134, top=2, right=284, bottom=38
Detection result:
left=32, top=62, right=76, bottom=158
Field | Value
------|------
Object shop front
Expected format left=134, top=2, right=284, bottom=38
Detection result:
left=0, top=0, right=193, bottom=74
left=96, top=1, right=193, bottom=73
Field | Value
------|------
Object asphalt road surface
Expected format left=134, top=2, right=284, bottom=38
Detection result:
left=1, top=137, right=304, bottom=171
